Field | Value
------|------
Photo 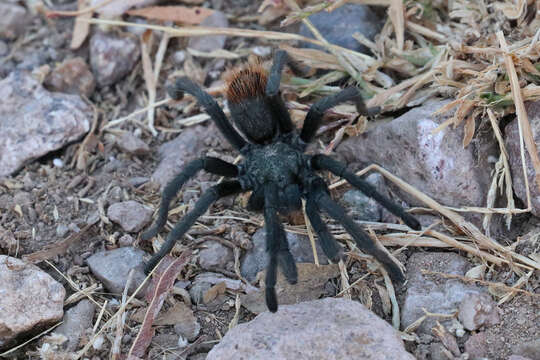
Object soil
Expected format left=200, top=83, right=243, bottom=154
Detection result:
left=0, top=1, right=538, bottom=359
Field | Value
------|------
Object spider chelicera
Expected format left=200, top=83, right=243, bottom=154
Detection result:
left=141, top=50, right=421, bottom=312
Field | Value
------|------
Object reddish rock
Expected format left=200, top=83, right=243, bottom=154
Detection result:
left=45, top=57, right=95, bottom=97
left=458, top=293, right=500, bottom=331
left=0, top=71, right=91, bottom=177
left=90, top=31, right=140, bottom=87
left=0, top=256, right=65, bottom=348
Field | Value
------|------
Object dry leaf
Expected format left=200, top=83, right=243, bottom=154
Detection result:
left=71, top=0, right=92, bottom=49
left=128, top=6, right=214, bottom=24
left=203, top=282, right=227, bottom=303
left=462, top=114, right=475, bottom=147
left=465, top=264, right=486, bottom=279
left=128, top=253, right=191, bottom=359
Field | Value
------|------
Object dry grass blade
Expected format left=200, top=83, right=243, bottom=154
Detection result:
left=301, top=199, right=319, bottom=266
left=487, top=109, right=519, bottom=227
left=140, top=30, right=157, bottom=136
left=22, top=221, right=96, bottom=263
left=462, top=114, right=475, bottom=147
left=0, top=322, right=63, bottom=357
left=127, top=6, right=213, bottom=24
left=497, top=270, right=533, bottom=304
left=82, top=18, right=375, bottom=65
left=70, top=0, right=92, bottom=50
left=497, top=31, right=540, bottom=192
left=389, top=0, right=404, bottom=51
left=128, top=252, right=191, bottom=358
left=330, top=163, right=540, bottom=271
left=338, top=259, right=352, bottom=300
left=406, top=21, right=446, bottom=42
left=421, top=270, right=540, bottom=298
left=381, top=269, right=400, bottom=330
left=111, top=270, right=134, bottom=360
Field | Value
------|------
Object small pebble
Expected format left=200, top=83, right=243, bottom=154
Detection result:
left=56, top=224, right=69, bottom=238
left=52, top=158, right=64, bottom=168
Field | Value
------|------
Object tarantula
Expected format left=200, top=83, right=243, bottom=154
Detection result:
left=141, top=50, right=421, bottom=312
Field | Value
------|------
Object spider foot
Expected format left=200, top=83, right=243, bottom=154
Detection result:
left=265, top=286, right=278, bottom=313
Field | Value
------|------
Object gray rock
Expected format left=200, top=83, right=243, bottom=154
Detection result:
left=342, top=173, right=388, bottom=222
left=56, top=224, right=69, bottom=238
left=241, top=263, right=339, bottom=315
left=90, top=30, right=140, bottom=87
left=107, top=201, right=153, bottom=233
left=0, top=3, right=29, bottom=40
left=55, top=299, right=95, bottom=351
left=428, top=342, right=450, bottom=360
left=198, top=240, right=233, bottom=270
left=116, top=132, right=150, bottom=156
left=188, top=11, right=228, bottom=53
left=464, top=332, right=488, bottom=359
left=207, top=298, right=414, bottom=360
left=118, top=234, right=135, bottom=247
left=401, top=252, right=482, bottom=334
left=0, top=41, right=8, bottom=57
left=188, top=276, right=213, bottom=305
left=505, top=101, right=540, bottom=216
left=152, top=126, right=211, bottom=188
left=0, top=71, right=91, bottom=178
left=241, top=228, right=329, bottom=282
left=87, top=247, right=148, bottom=296
left=299, top=4, right=382, bottom=53
left=513, top=339, right=540, bottom=360
left=0, top=256, right=65, bottom=348
left=458, top=293, right=500, bottom=331
left=170, top=303, right=201, bottom=341
left=44, top=57, right=96, bottom=97
left=508, top=356, right=533, bottom=360
left=338, top=99, right=495, bottom=209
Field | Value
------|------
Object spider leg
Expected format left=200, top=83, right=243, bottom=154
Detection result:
left=265, top=50, right=294, bottom=134
left=311, top=154, right=421, bottom=231
left=264, top=182, right=298, bottom=312
left=144, top=180, right=243, bottom=274
left=305, top=197, right=342, bottom=262
left=246, top=187, right=264, bottom=212
left=142, top=157, right=239, bottom=241
left=300, top=87, right=368, bottom=143
left=167, top=77, right=247, bottom=151
left=309, top=176, right=406, bottom=283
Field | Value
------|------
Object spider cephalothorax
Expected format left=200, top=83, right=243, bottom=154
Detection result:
left=142, top=50, right=421, bottom=312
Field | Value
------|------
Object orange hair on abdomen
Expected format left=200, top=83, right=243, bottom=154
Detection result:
left=225, top=63, right=268, bottom=104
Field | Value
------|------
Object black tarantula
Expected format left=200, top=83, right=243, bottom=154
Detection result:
left=141, top=50, right=421, bottom=312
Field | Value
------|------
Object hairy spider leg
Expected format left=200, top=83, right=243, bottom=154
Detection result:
left=308, top=177, right=406, bottom=283
left=311, top=154, right=421, bottom=231
left=142, top=157, right=239, bottom=241
left=305, top=198, right=342, bottom=262
left=246, top=187, right=264, bottom=211
left=265, top=50, right=295, bottom=134
left=144, top=180, right=244, bottom=274
left=264, top=183, right=298, bottom=312
left=300, top=87, right=367, bottom=143
left=167, top=77, right=247, bottom=151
